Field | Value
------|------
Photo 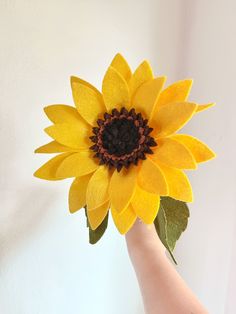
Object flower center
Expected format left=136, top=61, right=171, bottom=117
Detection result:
left=89, top=107, right=157, bottom=172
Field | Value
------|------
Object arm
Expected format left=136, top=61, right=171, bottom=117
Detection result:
left=125, top=219, right=208, bottom=314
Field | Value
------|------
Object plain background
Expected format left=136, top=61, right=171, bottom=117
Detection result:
left=0, top=0, right=235, bottom=313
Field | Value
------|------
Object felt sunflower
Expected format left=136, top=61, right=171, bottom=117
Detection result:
left=34, top=53, right=216, bottom=238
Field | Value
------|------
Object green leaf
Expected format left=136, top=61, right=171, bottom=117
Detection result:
left=154, top=197, right=190, bottom=264
left=84, top=206, right=109, bottom=245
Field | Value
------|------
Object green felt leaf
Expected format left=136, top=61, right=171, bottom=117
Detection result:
left=84, top=206, right=109, bottom=245
left=154, top=197, right=190, bottom=264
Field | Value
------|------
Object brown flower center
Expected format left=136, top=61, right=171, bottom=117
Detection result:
left=89, top=107, right=157, bottom=172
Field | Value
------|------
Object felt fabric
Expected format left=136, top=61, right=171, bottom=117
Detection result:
left=44, top=123, right=91, bottom=149
left=33, top=152, right=72, bottom=180
left=172, top=134, right=216, bottom=163
left=128, top=60, right=153, bottom=97
left=157, top=162, right=193, bottom=203
left=110, top=53, right=132, bottom=82
left=111, top=204, right=136, bottom=235
left=69, top=173, right=93, bottom=213
left=71, top=81, right=105, bottom=126
left=56, top=151, right=99, bottom=178
left=109, top=166, right=137, bottom=213
left=151, top=102, right=197, bottom=137
left=87, top=201, right=110, bottom=230
left=131, top=185, right=160, bottom=224
left=151, top=137, right=197, bottom=169
left=102, top=66, right=130, bottom=112
left=71, top=76, right=101, bottom=96
left=44, top=105, right=83, bottom=125
left=138, top=158, right=168, bottom=195
left=132, top=77, right=166, bottom=119
left=86, top=166, right=112, bottom=211
left=34, top=141, right=73, bottom=154
left=196, top=103, right=215, bottom=113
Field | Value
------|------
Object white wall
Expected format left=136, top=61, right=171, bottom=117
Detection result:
left=0, top=1, right=235, bottom=313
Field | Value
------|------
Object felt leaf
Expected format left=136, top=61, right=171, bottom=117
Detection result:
left=138, top=158, right=168, bottom=195
left=44, top=105, right=84, bottom=124
left=196, top=103, right=215, bottom=113
left=34, top=141, right=73, bottom=154
left=131, top=185, right=160, bottom=224
left=71, top=81, right=105, bottom=126
left=132, top=77, right=166, bottom=120
left=109, top=166, right=137, bottom=213
left=69, top=174, right=93, bottom=213
left=111, top=204, right=137, bottom=235
left=56, top=151, right=99, bottom=178
left=172, top=134, right=216, bottom=163
left=87, top=201, right=110, bottom=230
left=129, top=61, right=154, bottom=98
left=44, top=123, right=91, bottom=149
left=151, top=102, right=197, bottom=137
left=86, top=166, right=112, bottom=211
left=85, top=207, right=109, bottom=244
left=156, top=162, right=193, bottom=203
left=102, top=66, right=130, bottom=112
left=110, top=53, right=132, bottom=82
left=151, top=137, right=197, bottom=169
left=33, top=152, right=72, bottom=180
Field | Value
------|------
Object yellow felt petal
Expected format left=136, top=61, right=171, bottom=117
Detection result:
left=109, top=166, right=137, bottom=213
left=71, top=76, right=101, bottom=94
left=34, top=141, right=74, bottom=154
left=71, top=81, right=105, bottom=126
left=128, top=60, right=154, bottom=98
left=44, top=123, right=91, bottom=149
left=87, top=201, right=110, bottom=230
left=151, top=137, right=197, bottom=169
left=151, top=102, right=197, bottom=137
left=86, top=166, right=112, bottom=211
left=102, top=66, right=130, bottom=112
left=171, top=134, right=216, bottom=163
left=138, top=158, right=168, bottom=195
left=156, top=79, right=193, bottom=109
left=110, top=53, right=132, bottom=82
left=56, top=151, right=99, bottom=178
left=111, top=204, right=137, bottom=235
left=34, top=152, right=72, bottom=180
left=69, top=173, right=93, bottom=213
left=44, top=105, right=83, bottom=124
left=132, top=77, right=166, bottom=119
left=131, top=185, right=160, bottom=224
left=196, top=103, right=215, bottom=113
left=157, top=162, right=193, bottom=202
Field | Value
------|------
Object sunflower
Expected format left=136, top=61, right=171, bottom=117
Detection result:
left=34, top=53, right=216, bottom=235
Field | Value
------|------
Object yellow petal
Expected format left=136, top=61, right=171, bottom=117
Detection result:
left=71, top=80, right=105, bottom=126
left=34, top=152, right=72, bottom=180
left=151, top=102, right=197, bottom=137
left=157, top=161, right=193, bottom=202
left=102, top=66, right=130, bottom=112
left=71, top=76, right=101, bottom=94
left=56, top=151, right=99, bottom=178
left=156, top=79, right=193, bottom=109
left=196, top=103, right=215, bottom=113
left=34, top=141, right=73, bottom=154
left=110, top=53, right=132, bottom=82
left=87, top=201, right=110, bottom=230
left=151, top=137, right=197, bottom=169
left=171, top=134, right=216, bottom=163
left=138, top=158, right=168, bottom=195
left=128, top=61, right=154, bottom=98
left=44, top=123, right=91, bottom=149
left=86, top=166, right=112, bottom=211
left=69, top=173, right=93, bottom=213
left=111, top=204, right=136, bottom=234
left=109, top=166, right=137, bottom=213
left=131, top=185, right=160, bottom=224
left=44, top=105, right=83, bottom=124
left=132, top=77, right=166, bottom=119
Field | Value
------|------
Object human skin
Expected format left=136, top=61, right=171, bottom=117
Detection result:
left=125, top=219, right=208, bottom=314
